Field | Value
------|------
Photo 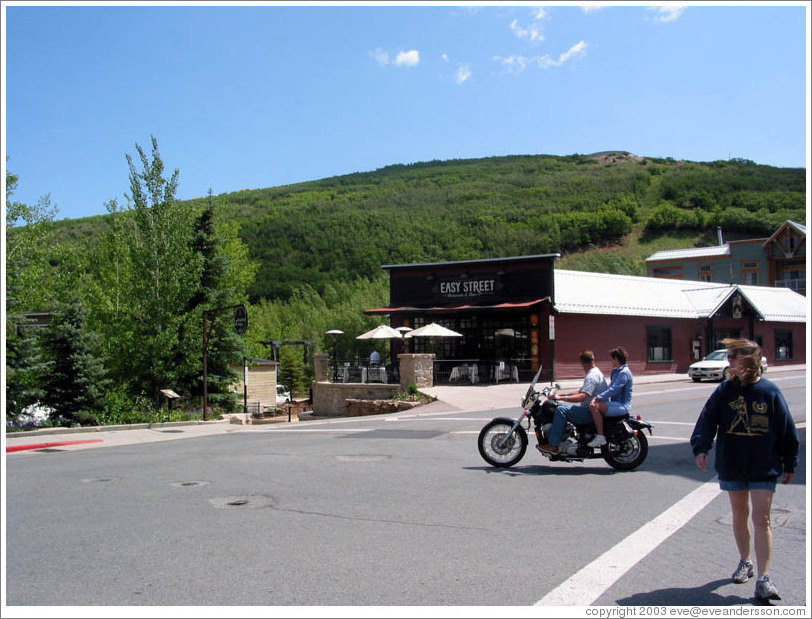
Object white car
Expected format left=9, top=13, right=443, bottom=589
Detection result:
left=276, top=384, right=291, bottom=405
left=688, top=349, right=768, bottom=382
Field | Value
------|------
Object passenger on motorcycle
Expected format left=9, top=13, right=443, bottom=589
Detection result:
left=588, top=346, right=634, bottom=448
left=538, top=350, right=608, bottom=455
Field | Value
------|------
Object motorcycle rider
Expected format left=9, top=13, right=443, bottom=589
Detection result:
left=538, top=350, right=607, bottom=455
left=588, top=346, right=634, bottom=447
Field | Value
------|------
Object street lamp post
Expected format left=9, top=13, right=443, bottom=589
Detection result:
left=326, top=329, right=344, bottom=383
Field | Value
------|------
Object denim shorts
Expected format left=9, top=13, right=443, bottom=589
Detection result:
left=719, top=479, right=776, bottom=492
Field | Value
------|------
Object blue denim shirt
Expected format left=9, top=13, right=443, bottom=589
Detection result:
left=595, top=364, right=633, bottom=408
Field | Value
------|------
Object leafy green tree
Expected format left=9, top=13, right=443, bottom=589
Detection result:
left=82, top=198, right=136, bottom=382
left=5, top=162, right=59, bottom=311
left=5, top=163, right=57, bottom=423
left=119, top=136, right=201, bottom=404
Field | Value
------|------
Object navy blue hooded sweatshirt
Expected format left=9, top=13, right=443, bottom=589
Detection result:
left=691, top=377, right=799, bottom=482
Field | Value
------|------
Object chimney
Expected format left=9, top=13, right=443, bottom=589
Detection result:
left=717, top=227, right=724, bottom=246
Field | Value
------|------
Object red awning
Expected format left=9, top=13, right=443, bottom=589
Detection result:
left=365, top=297, right=550, bottom=315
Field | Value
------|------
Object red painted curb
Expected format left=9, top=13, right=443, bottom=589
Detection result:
left=6, top=439, right=104, bottom=453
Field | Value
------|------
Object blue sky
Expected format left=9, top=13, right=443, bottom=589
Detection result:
left=3, top=2, right=809, bottom=221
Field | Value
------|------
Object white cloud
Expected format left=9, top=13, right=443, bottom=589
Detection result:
left=494, top=40, right=587, bottom=74
left=493, top=54, right=529, bottom=75
left=455, top=64, right=472, bottom=84
left=555, top=40, right=588, bottom=64
left=372, top=48, right=419, bottom=68
left=441, top=53, right=449, bottom=63
left=373, top=48, right=390, bottom=66
left=394, top=50, right=420, bottom=67
left=510, top=18, right=544, bottom=43
left=648, top=6, right=685, bottom=22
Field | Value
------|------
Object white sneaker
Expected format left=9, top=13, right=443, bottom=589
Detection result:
left=587, top=434, right=606, bottom=447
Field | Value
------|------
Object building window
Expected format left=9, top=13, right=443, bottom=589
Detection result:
left=698, top=264, right=712, bottom=282
left=742, top=261, right=759, bottom=286
left=647, top=326, right=672, bottom=362
left=774, top=330, right=793, bottom=361
left=776, top=261, right=805, bottom=293
left=652, top=266, right=683, bottom=279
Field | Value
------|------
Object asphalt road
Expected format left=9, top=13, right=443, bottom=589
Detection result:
left=3, top=371, right=808, bottom=616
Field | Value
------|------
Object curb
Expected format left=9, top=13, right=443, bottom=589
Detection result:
left=6, top=439, right=104, bottom=453
left=5, top=419, right=228, bottom=440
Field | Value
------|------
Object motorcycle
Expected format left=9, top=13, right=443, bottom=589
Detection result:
left=477, top=366, right=653, bottom=471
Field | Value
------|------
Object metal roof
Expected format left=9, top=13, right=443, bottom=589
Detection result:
left=553, top=269, right=807, bottom=322
left=645, top=244, right=730, bottom=262
left=735, top=285, right=809, bottom=322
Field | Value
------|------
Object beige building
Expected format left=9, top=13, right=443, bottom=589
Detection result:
left=231, top=358, right=279, bottom=409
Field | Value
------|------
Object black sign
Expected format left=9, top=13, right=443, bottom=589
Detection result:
left=234, top=305, right=248, bottom=335
left=439, top=277, right=497, bottom=299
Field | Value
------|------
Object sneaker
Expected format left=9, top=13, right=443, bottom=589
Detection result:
left=587, top=434, right=606, bottom=447
left=732, top=559, right=755, bottom=583
left=754, top=575, right=781, bottom=601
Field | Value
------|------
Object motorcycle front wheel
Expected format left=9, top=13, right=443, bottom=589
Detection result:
left=477, top=418, right=527, bottom=468
left=603, top=431, right=648, bottom=471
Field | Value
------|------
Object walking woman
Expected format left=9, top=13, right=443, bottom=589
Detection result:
left=690, top=338, right=799, bottom=601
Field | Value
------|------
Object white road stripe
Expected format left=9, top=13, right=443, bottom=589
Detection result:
left=535, top=480, right=722, bottom=606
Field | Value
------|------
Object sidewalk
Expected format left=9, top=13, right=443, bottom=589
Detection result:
left=5, top=365, right=805, bottom=451
left=421, top=369, right=692, bottom=413
left=423, top=363, right=806, bottom=413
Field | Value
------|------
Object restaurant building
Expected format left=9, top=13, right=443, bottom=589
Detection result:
left=365, top=254, right=807, bottom=383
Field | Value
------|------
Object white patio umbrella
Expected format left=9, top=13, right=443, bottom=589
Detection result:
left=356, top=324, right=404, bottom=340
left=356, top=324, right=402, bottom=373
left=404, top=322, right=462, bottom=358
left=404, top=322, right=463, bottom=338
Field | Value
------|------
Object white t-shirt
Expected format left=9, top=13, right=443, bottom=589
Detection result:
left=579, top=366, right=608, bottom=404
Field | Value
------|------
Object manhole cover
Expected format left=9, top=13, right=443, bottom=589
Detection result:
left=36, top=448, right=66, bottom=452
left=209, top=495, right=274, bottom=509
left=334, top=455, right=391, bottom=462
left=170, top=480, right=211, bottom=488
left=81, top=476, right=120, bottom=483
left=158, top=429, right=184, bottom=434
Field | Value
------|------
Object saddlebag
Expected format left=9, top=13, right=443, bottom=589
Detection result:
left=606, top=418, right=635, bottom=443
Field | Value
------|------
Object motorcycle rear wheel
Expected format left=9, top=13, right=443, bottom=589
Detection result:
left=603, top=431, right=648, bottom=471
left=478, top=418, right=527, bottom=468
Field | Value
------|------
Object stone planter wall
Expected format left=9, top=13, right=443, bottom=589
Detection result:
left=344, top=399, right=423, bottom=417
left=312, top=382, right=401, bottom=417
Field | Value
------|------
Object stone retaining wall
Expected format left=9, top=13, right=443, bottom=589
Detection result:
left=344, top=398, right=423, bottom=416
left=312, top=382, right=402, bottom=417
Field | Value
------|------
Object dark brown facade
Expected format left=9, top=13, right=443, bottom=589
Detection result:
left=366, top=254, right=558, bottom=383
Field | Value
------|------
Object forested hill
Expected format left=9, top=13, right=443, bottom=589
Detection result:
left=57, top=152, right=806, bottom=302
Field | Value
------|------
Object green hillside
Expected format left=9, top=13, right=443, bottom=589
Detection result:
left=55, top=152, right=806, bottom=302
left=9, top=150, right=806, bottom=424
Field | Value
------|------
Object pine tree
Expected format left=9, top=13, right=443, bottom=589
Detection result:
left=41, top=299, right=108, bottom=426
left=184, top=191, right=255, bottom=413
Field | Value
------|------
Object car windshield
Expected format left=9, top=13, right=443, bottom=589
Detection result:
left=706, top=350, right=727, bottom=361
left=277, top=386, right=287, bottom=393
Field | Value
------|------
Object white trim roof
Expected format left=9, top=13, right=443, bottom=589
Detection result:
left=553, top=269, right=807, bottom=322
left=763, top=220, right=807, bottom=247
left=646, top=244, right=730, bottom=262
